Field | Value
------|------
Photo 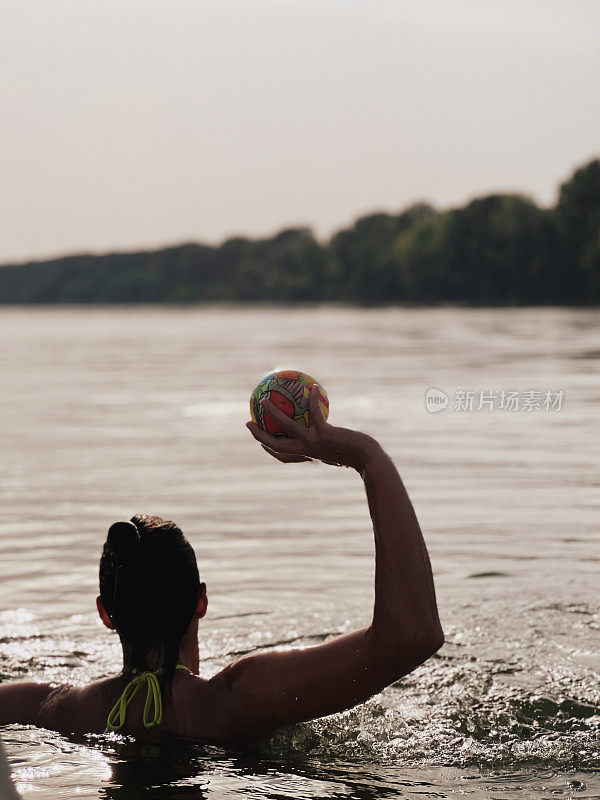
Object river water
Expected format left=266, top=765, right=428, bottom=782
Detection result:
left=0, top=306, right=598, bottom=799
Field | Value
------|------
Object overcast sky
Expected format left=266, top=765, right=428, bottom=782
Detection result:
left=2, top=0, right=599, bottom=264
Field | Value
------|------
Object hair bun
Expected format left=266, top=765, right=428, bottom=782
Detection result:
left=107, top=521, right=140, bottom=564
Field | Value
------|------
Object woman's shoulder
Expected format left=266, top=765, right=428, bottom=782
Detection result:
left=38, top=677, right=117, bottom=735
left=0, top=681, right=55, bottom=726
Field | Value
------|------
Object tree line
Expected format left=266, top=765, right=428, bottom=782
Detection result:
left=0, top=159, right=598, bottom=305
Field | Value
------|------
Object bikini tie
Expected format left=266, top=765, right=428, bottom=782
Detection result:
left=105, top=664, right=190, bottom=733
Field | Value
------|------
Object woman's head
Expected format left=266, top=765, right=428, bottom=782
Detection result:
left=98, top=515, right=205, bottom=680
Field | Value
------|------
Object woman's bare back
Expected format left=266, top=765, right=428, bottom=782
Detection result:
left=37, top=671, right=233, bottom=742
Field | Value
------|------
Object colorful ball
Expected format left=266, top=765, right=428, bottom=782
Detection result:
left=250, top=370, right=329, bottom=437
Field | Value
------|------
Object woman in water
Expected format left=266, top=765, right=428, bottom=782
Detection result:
left=0, top=386, right=444, bottom=743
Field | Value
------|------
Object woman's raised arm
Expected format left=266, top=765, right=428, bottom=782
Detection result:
left=210, top=385, right=443, bottom=742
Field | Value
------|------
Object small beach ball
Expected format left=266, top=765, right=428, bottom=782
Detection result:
left=250, top=370, right=329, bottom=436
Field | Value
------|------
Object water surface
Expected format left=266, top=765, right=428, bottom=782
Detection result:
left=0, top=306, right=598, bottom=798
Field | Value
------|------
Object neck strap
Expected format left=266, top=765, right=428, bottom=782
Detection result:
left=105, top=664, right=191, bottom=733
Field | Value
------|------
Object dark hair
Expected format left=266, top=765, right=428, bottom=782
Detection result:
left=99, top=515, right=200, bottom=685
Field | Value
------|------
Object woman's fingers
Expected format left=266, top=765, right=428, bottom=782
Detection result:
left=259, top=398, right=311, bottom=441
left=246, top=421, right=307, bottom=455
left=309, top=383, right=327, bottom=431
left=247, top=384, right=328, bottom=461
left=260, top=445, right=310, bottom=463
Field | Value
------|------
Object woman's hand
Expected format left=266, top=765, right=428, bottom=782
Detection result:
left=246, top=384, right=379, bottom=471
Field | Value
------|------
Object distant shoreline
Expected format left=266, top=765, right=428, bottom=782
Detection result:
left=1, top=159, right=598, bottom=306
left=0, top=301, right=597, bottom=309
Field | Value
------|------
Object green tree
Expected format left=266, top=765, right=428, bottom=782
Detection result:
left=555, top=159, right=600, bottom=303
left=392, top=195, right=553, bottom=303
left=230, top=229, right=325, bottom=302
left=326, top=205, right=437, bottom=303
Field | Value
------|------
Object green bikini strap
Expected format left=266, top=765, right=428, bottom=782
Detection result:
left=105, top=664, right=191, bottom=733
